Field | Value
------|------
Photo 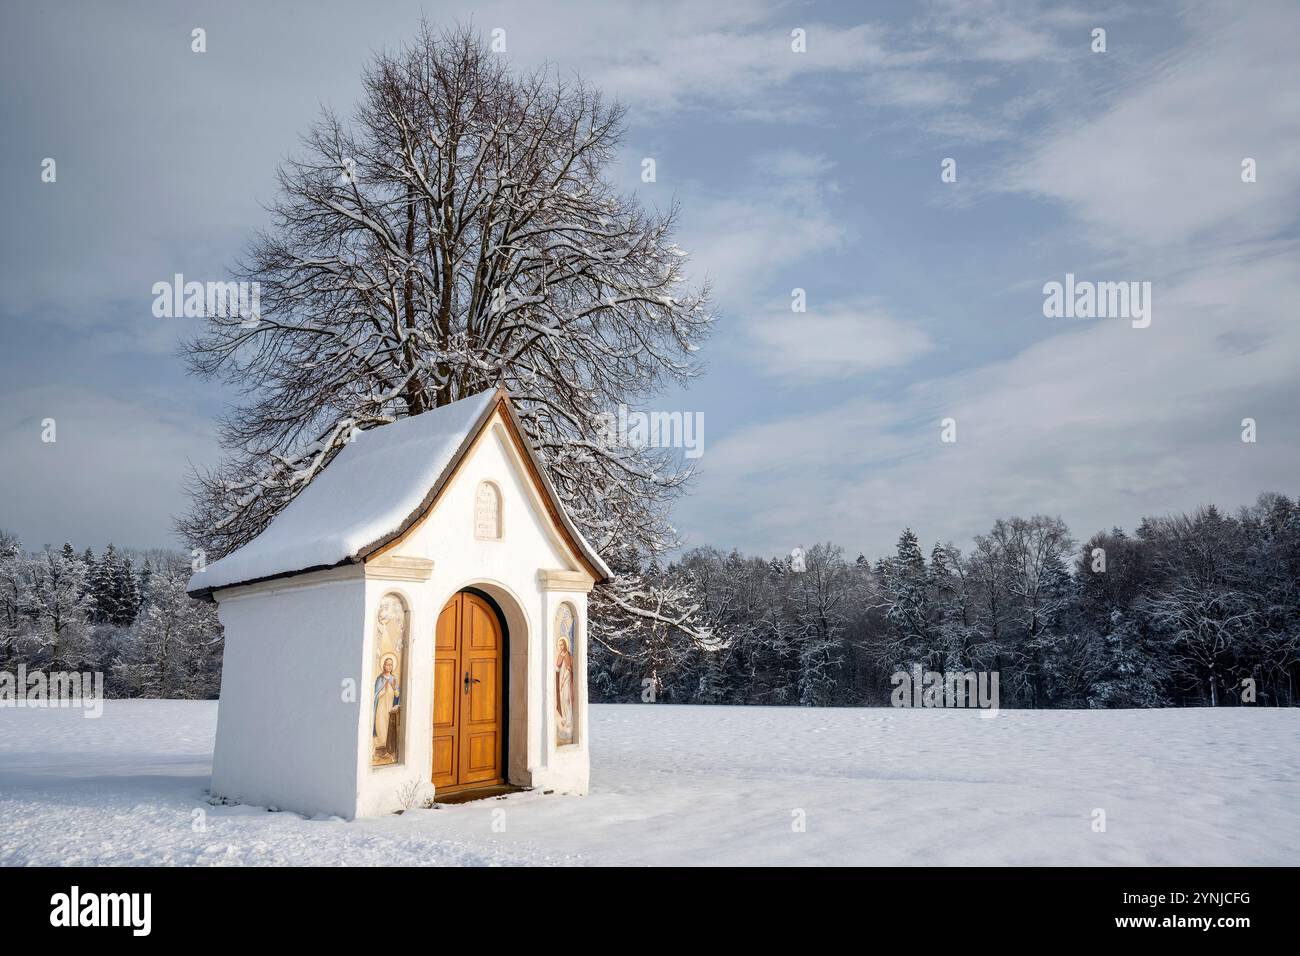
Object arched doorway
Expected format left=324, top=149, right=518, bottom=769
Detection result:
left=431, top=590, right=506, bottom=792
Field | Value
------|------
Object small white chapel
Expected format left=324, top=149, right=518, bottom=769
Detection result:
left=187, top=387, right=610, bottom=819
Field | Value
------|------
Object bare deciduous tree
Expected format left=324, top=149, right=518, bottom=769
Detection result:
left=180, top=23, right=715, bottom=652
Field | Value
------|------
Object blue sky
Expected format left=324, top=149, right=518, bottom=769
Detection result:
left=2, top=0, right=1298, bottom=559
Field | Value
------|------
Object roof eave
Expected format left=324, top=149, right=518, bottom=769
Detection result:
left=186, top=555, right=360, bottom=603
left=190, top=386, right=611, bottom=598
left=355, top=389, right=610, bottom=585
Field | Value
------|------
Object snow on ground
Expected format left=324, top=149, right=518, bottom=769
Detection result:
left=1, top=701, right=1296, bottom=866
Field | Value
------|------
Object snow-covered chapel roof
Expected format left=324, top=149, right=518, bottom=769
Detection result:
left=188, top=388, right=610, bottom=599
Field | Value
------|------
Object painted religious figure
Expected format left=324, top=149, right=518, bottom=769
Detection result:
left=372, top=594, right=407, bottom=766
left=555, top=603, right=577, bottom=746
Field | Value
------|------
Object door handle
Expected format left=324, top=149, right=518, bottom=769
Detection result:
left=463, top=671, right=481, bottom=694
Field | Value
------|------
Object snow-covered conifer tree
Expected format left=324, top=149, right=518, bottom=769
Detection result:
left=89, top=543, right=120, bottom=625
left=111, top=554, right=139, bottom=628
left=136, top=559, right=153, bottom=616
left=876, top=528, right=935, bottom=671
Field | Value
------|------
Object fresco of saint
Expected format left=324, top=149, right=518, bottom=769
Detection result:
left=372, top=595, right=406, bottom=766
left=373, top=655, right=400, bottom=761
left=555, top=604, right=576, bottom=746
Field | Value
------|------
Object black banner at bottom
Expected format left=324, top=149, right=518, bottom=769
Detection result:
left=2, top=865, right=1288, bottom=943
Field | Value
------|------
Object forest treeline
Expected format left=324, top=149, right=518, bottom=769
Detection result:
left=6, top=491, right=1298, bottom=708
left=590, top=492, right=1300, bottom=709
left=0, top=534, right=222, bottom=698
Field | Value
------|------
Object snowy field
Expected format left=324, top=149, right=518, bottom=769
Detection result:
left=1, top=701, right=1296, bottom=866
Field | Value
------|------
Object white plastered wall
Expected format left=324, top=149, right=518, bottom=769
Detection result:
left=534, top=587, right=592, bottom=794
left=354, top=414, right=593, bottom=817
left=209, top=569, right=366, bottom=818
left=208, top=411, right=595, bottom=820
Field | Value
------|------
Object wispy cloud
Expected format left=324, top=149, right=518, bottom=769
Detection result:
left=1005, top=0, right=1300, bottom=250
left=678, top=150, right=850, bottom=303
left=682, top=249, right=1300, bottom=556
left=677, top=0, right=1300, bottom=557
left=3, top=0, right=1296, bottom=559
left=746, top=299, right=934, bottom=380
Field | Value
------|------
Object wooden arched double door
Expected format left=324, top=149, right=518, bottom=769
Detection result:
left=431, top=591, right=505, bottom=792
